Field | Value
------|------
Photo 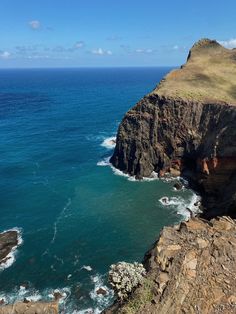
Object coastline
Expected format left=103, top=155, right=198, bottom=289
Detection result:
left=104, top=40, right=236, bottom=313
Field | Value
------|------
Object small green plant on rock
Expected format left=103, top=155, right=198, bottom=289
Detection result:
left=108, top=262, right=146, bottom=301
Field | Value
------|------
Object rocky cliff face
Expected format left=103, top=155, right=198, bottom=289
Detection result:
left=106, top=39, right=236, bottom=313
left=104, top=216, right=236, bottom=314
left=111, top=39, right=236, bottom=218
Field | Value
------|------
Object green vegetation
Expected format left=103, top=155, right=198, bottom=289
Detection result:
left=152, top=39, right=236, bottom=104
left=118, top=278, right=155, bottom=314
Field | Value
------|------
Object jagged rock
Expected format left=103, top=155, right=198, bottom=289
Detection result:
left=104, top=217, right=236, bottom=314
left=173, top=182, right=183, bottom=190
left=96, top=287, right=107, bottom=296
left=0, top=231, right=18, bottom=266
left=110, top=38, right=236, bottom=218
left=53, top=291, right=63, bottom=301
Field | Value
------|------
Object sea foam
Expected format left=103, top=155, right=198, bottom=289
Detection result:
left=97, top=156, right=159, bottom=182
left=0, top=285, right=71, bottom=309
left=101, top=137, right=116, bottom=149
left=90, top=274, right=114, bottom=313
left=159, top=193, right=201, bottom=220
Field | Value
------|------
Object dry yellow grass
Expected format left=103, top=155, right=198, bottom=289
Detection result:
left=152, top=39, right=236, bottom=104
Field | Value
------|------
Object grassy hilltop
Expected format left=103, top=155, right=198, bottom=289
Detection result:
left=152, top=39, right=236, bottom=104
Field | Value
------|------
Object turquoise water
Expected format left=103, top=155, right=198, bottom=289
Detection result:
left=0, top=68, right=197, bottom=313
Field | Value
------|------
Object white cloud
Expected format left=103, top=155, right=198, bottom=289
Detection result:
left=173, top=45, right=179, bottom=50
left=91, top=48, right=112, bottom=55
left=135, top=48, right=154, bottom=54
left=27, top=55, right=50, bottom=59
left=0, top=51, right=11, bottom=59
left=107, top=35, right=122, bottom=41
left=74, top=41, right=85, bottom=49
left=219, top=38, right=236, bottom=49
left=29, top=20, right=41, bottom=30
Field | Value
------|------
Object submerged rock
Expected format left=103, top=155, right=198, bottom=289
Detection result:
left=173, top=182, right=183, bottom=191
left=96, top=287, right=108, bottom=296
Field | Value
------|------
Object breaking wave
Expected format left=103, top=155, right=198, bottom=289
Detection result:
left=159, top=193, right=202, bottom=220
left=101, top=137, right=116, bottom=149
left=97, top=156, right=159, bottom=182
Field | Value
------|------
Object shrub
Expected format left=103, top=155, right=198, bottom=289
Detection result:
left=108, top=262, right=146, bottom=301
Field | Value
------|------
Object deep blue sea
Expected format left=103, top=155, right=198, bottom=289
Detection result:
left=0, top=68, right=198, bottom=313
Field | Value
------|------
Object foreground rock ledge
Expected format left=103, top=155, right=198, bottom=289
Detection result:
left=104, top=216, right=236, bottom=314
left=0, top=301, right=58, bottom=314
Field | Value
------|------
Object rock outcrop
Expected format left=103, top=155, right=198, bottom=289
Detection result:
left=104, top=216, right=236, bottom=314
left=110, top=39, right=236, bottom=218
left=106, top=39, right=236, bottom=313
left=0, top=301, right=58, bottom=314
left=0, top=230, right=19, bottom=267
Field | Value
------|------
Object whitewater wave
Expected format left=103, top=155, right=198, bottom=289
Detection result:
left=97, top=156, right=111, bottom=167
left=89, top=274, right=114, bottom=313
left=65, top=274, right=114, bottom=314
left=81, top=265, right=93, bottom=272
left=101, top=137, right=116, bottom=149
left=0, top=227, right=23, bottom=271
left=0, top=285, right=71, bottom=309
left=159, top=193, right=201, bottom=220
left=97, top=157, right=159, bottom=182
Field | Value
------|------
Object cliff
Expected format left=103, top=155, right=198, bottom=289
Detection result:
left=106, top=39, right=236, bottom=313
left=104, top=216, right=236, bottom=314
left=111, top=39, right=236, bottom=218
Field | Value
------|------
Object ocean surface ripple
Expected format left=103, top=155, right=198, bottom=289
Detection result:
left=0, top=67, right=198, bottom=313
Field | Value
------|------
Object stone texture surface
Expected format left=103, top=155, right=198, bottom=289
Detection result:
left=0, top=301, right=58, bottom=314
left=105, top=217, right=236, bottom=314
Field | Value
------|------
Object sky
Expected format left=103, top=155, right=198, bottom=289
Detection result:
left=0, top=0, right=236, bottom=68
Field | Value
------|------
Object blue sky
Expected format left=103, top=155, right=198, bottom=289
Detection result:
left=0, top=0, right=236, bottom=68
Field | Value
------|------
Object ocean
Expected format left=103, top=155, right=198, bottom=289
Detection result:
left=0, top=67, right=199, bottom=313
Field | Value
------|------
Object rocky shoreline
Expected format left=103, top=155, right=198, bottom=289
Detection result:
left=1, top=39, right=236, bottom=314
left=0, top=301, right=58, bottom=314
left=0, top=230, right=60, bottom=314
left=105, top=39, right=236, bottom=313
left=111, top=39, right=236, bottom=219
left=104, top=216, right=236, bottom=314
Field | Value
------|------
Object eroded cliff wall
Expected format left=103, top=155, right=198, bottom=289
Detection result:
left=111, top=39, right=236, bottom=218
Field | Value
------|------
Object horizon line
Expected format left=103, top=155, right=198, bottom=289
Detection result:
left=0, top=65, right=178, bottom=70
